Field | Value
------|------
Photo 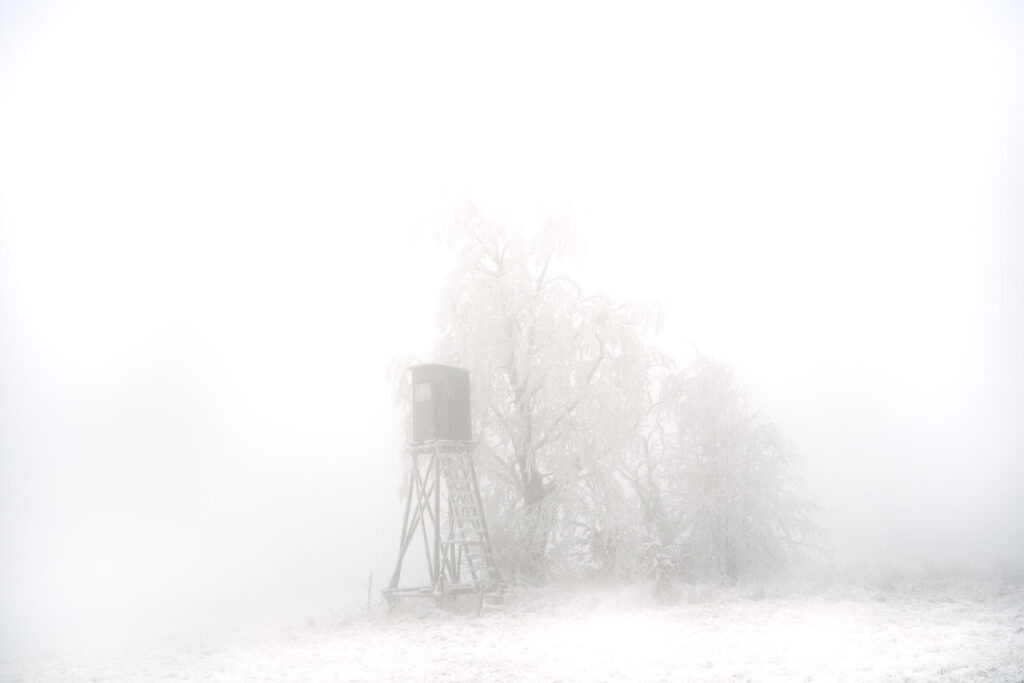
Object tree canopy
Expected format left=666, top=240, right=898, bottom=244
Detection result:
left=419, top=207, right=822, bottom=585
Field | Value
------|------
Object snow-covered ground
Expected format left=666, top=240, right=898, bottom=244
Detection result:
left=3, top=576, right=1023, bottom=682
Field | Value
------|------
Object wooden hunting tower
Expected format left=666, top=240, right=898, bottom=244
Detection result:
left=385, top=364, right=502, bottom=611
left=411, top=364, right=471, bottom=443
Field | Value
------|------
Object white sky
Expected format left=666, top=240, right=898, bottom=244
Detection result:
left=1, top=0, right=1022, bottom=656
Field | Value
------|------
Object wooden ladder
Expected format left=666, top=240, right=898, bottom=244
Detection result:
left=438, top=447, right=503, bottom=603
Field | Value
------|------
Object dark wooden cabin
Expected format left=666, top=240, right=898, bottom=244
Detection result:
left=410, top=364, right=471, bottom=443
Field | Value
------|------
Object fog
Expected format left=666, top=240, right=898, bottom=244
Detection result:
left=1, top=0, right=1022, bottom=659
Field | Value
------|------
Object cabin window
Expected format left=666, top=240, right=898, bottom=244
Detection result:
left=414, top=381, right=432, bottom=402
left=435, top=380, right=450, bottom=401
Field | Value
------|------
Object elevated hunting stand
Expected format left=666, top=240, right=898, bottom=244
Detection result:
left=384, top=365, right=503, bottom=610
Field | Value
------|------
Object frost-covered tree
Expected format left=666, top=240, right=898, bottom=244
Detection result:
left=435, top=206, right=658, bottom=580
left=632, top=357, right=821, bottom=584
left=406, top=205, right=823, bottom=585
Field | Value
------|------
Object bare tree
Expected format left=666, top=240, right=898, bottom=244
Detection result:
left=634, top=357, right=822, bottom=584
left=435, top=206, right=659, bottom=580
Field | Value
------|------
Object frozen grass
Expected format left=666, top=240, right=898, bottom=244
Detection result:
left=3, top=573, right=1023, bottom=682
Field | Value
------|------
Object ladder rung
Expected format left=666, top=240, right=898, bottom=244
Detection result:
left=453, top=541, right=491, bottom=548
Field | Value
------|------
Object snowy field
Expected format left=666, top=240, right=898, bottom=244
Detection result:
left=3, top=576, right=1023, bottom=682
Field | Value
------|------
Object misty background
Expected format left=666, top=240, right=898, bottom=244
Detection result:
left=1, top=0, right=1022, bottom=658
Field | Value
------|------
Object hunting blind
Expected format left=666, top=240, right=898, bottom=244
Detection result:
left=385, top=363, right=503, bottom=611
left=411, top=364, right=471, bottom=443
